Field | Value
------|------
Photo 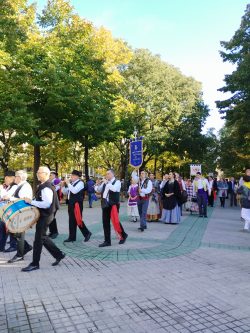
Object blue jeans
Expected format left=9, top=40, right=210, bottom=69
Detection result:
left=88, top=193, right=94, bottom=207
left=137, top=199, right=149, bottom=228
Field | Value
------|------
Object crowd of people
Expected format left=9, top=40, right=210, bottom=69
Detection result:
left=0, top=166, right=249, bottom=271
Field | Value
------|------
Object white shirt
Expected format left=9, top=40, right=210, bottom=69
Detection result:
left=31, top=187, right=53, bottom=209
left=139, top=178, right=153, bottom=197
left=0, top=183, right=18, bottom=200
left=68, top=179, right=84, bottom=198
left=207, top=180, right=213, bottom=194
left=95, top=178, right=121, bottom=201
left=9, top=181, right=33, bottom=201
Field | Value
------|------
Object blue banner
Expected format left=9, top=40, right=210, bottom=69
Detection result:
left=129, top=139, right=143, bottom=168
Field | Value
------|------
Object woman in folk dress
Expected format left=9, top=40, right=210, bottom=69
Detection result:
left=127, top=178, right=140, bottom=222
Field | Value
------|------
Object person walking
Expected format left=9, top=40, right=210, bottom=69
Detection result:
left=228, top=177, right=237, bottom=207
left=7, top=170, right=33, bottom=263
left=64, top=170, right=92, bottom=243
left=146, top=173, right=161, bottom=222
left=95, top=169, right=128, bottom=247
left=127, top=177, right=140, bottom=222
left=161, top=172, right=181, bottom=224
left=207, top=176, right=215, bottom=207
left=86, top=176, right=96, bottom=208
left=193, top=172, right=209, bottom=218
left=48, top=171, right=61, bottom=239
left=237, top=175, right=250, bottom=231
left=22, top=167, right=65, bottom=272
left=217, top=178, right=228, bottom=208
left=137, top=171, right=153, bottom=231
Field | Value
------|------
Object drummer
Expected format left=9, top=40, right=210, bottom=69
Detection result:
left=6, top=170, right=33, bottom=263
left=0, top=171, right=18, bottom=252
left=22, top=166, right=65, bottom=272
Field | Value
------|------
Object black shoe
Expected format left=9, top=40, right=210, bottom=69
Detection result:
left=84, top=232, right=92, bottom=242
left=23, top=245, right=33, bottom=256
left=138, top=227, right=144, bottom=232
left=143, top=226, right=147, bottom=230
left=52, top=253, right=65, bottom=266
left=8, top=255, right=24, bottom=263
left=204, top=215, right=208, bottom=218
left=63, top=239, right=75, bottom=243
left=21, top=263, right=39, bottom=272
left=199, top=215, right=203, bottom=218
left=119, top=234, right=128, bottom=245
left=49, top=233, right=58, bottom=239
left=4, top=246, right=17, bottom=253
left=99, top=241, right=111, bottom=247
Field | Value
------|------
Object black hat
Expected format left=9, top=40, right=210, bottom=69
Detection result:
left=71, top=170, right=82, bottom=177
left=4, top=170, right=15, bottom=177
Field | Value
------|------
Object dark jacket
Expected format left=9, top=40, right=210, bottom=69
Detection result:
left=162, top=180, right=181, bottom=210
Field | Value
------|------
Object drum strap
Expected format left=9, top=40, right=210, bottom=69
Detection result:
left=13, top=183, right=25, bottom=198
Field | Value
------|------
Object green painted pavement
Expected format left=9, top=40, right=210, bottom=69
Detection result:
left=201, top=242, right=250, bottom=252
left=53, top=208, right=213, bottom=261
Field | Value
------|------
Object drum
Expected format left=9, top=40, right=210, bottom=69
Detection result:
left=0, top=199, right=40, bottom=233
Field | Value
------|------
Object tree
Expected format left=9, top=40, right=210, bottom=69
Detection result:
left=0, top=0, right=36, bottom=172
left=115, top=49, right=209, bottom=173
left=216, top=4, right=250, bottom=173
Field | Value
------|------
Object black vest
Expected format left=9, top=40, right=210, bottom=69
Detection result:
left=102, top=179, right=120, bottom=206
left=35, top=180, right=57, bottom=217
left=68, top=180, right=84, bottom=205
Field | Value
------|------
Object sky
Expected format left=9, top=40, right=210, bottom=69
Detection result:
left=36, top=0, right=249, bottom=132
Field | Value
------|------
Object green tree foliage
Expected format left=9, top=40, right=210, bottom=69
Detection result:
left=217, top=4, right=250, bottom=173
left=114, top=49, right=209, bottom=174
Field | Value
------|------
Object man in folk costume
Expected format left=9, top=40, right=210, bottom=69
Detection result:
left=22, top=167, right=65, bottom=272
left=7, top=170, right=33, bottom=263
left=146, top=173, right=161, bottom=221
left=95, top=169, right=128, bottom=247
left=138, top=171, right=153, bottom=231
left=0, top=171, right=18, bottom=252
left=193, top=172, right=209, bottom=218
left=64, top=170, right=92, bottom=243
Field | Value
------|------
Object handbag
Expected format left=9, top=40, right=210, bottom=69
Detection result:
left=180, top=190, right=188, bottom=204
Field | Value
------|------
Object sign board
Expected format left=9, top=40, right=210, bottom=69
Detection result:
left=190, top=164, right=202, bottom=176
left=129, top=139, right=143, bottom=168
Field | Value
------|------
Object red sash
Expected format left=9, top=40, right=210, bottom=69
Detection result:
left=110, top=205, right=123, bottom=240
left=74, top=202, right=83, bottom=228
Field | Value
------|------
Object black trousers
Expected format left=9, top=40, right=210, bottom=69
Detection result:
left=102, top=205, right=126, bottom=243
left=197, top=192, right=207, bottom=216
left=220, top=197, right=226, bottom=207
left=32, top=216, right=63, bottom=266
left=208, top=193, right=214, bottom=207
left=68, top=203, right=89, bottom=241
left=49, top=211, right=59, bottom=234
left=229, top=192, right=237, bottom=206
left=12, top=232, right=31, bottom=257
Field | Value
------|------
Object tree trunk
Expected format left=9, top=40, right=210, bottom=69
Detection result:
left=84, top=135, right=89, bottom=179
left=153, top=157, right=157, bottom=175
left=33, top=144, right=41, bottom=192
left=161, top=159, right=165, bottom=178
left=55, top=162, right=58, bottom=174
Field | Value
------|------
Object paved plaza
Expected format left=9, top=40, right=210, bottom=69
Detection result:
left=1, top=200, right=250, bottom=333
